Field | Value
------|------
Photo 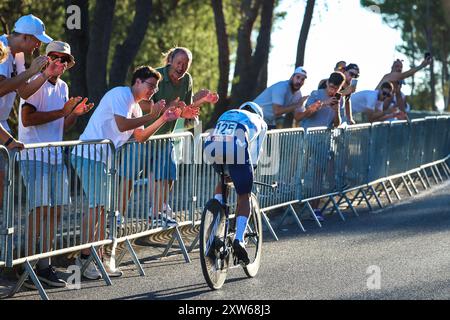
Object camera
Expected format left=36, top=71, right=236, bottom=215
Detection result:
left=351, top=79, right=358, bottom=88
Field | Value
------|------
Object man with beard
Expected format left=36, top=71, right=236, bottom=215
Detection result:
left=254, top=66, right=309, bottom=130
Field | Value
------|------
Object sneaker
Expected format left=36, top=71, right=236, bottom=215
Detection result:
left=75, top=256, right=102, bottom=280
left=314, top=209, right=324, bottom=222
left=103, top=256, right=123, bottom=278
left=36, top=266, right=67, bottom=288
left=232, top=239, right=250, bottom=265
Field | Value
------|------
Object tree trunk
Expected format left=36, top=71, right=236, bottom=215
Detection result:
left=206, top=0, right=231, bottom=129
left=86, top=0, right=116, bottom=105
left=109, top=0, right=153, bottom=88
left=230, top=0, right=262, bottom=107
left=425, top=1, right=437, bottom=111
left=65, top=0, right=90, bottom=98
left=248, top=0, right=275, bottom=98
left=295, top=0, right=315, bottom=67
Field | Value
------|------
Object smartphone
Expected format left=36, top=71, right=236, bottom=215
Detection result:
left=351, top=79, right=358, bottom=88
left=425, top=52, right=431, bottom=60
left=335, top=93, right=342, bottom=100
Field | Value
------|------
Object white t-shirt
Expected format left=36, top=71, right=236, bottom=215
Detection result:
left=254, top=80, right=303, bottom=126
left=18, top=75, right=68, bottom=163
left=74, top=86, right=143, bottom=163
left=0, top=34, right=26, bottom=131
left=350, top=90, right=383, bottom=114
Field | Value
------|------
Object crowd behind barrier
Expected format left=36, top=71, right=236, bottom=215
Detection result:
left=0, top=116, right=449, bottom=299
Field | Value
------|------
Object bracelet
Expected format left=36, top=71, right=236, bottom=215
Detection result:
left=3, top=137, right=13, bottom=147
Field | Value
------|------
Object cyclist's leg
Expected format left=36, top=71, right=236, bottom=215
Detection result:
left=228, top=164, right=253, bottom=265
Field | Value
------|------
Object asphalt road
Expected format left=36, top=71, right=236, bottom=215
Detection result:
left=4, top=180, right=450, bottom=301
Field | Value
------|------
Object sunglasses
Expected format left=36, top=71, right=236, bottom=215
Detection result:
left=382, top=91, right=392, bottom=97
left=348, top=71, right=359, bottom=78
left=48, top=54, right=72, bottom=64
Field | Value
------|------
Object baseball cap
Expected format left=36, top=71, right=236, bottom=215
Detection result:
left=293, top=66, right=307, bottom=77
left=13, top=14, right=53, bottom=43
left=46, top=41, right=75, bottom=68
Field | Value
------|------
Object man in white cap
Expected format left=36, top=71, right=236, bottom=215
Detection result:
left=0, top=14, right=60, bottom=228
left=16, top=40, right=94, bottom=290
left=254, top=66, right=309, bottom=129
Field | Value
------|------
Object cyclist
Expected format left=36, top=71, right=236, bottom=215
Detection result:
left=204, top=101, right=267, bottom=265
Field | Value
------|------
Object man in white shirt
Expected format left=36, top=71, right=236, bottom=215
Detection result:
left=71, top=66, right=185, bottom=279
left=254, top=66, right=309, bottom=129
left=351, top=82, right=400, bottom=123
left=0, top=14, right=61, bottom=232
left=18, top=41, right=93, bottom=290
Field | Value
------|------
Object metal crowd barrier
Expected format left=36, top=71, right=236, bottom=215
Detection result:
left=6, top=140, right=116, bottom=299
left=1, top=116, right=450, bottom=300
left=0, top=145, right=10, bottom=269
left=112, top=132, right=194, bottom=273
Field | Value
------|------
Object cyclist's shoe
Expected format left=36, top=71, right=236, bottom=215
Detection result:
left=233, top=239, right=250, bottom=265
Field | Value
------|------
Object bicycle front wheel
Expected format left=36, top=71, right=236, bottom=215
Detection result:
left=199, top=199, right=229, bottom=290
left=243, top=193, right=263, bottom=277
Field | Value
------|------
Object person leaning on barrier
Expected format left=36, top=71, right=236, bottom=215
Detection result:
left=350, top=81, right=401, bottom=123
left=138, top=47, right=218, bottom=225
left=0, top=14, right=59, bottom=223
left=71, top=66, right=182, bottom=280
left=299, top=71, right=346, bottom=222
left=382, top=80, right=409, bottom=122
left=254, top=66, right=309, bottom=130
left=16, top=41, right=94, bottom=290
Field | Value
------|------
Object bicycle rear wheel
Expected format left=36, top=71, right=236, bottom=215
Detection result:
left=199, top=199, right=229, bottom=290
left=243, top=193, right=263, bottom=277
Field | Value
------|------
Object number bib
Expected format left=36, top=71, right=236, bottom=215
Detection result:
left=213, top=121, right=238, bottom=136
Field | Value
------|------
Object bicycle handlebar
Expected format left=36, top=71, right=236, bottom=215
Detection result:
left=254, top=181, right=278, bottom=189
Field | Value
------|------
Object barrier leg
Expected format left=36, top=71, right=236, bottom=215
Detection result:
left=434, top=164, right=444, bottom=182
left=8, top=260, right=48, bottom=300
left=429, top=166, right=439, bottom=184
left=368, top=185, right=383, bottom=209
left=305, top=201, right=322, bottom=228
left=388, top=179, right=401, bottom=200
left=262, top=211, right=279, bottom=241
left=289, top=204, right=306, bottom=232
left=330, top=196, right=345, bottom=221
left=90, top=246, right=112, bottom=286
left=440, top=163, right=449, bottom=179
left=381, top=181, right=393, bottom=204
left=401, top=176, right=413, bottom=197
left=188, top=232, right=200, bottom=253
left=125, top=239, right=145, bottom=276
left=342, top=193, right=358, bottom=217
left=361, top=188, right=373, bottom=211
left=162, top=226, right=191, bottom=263
left=421, top=168, right=432, bottom=187
left=407, top=174, right=419, bottom=194
left=416, top=171, right=428, bottom=190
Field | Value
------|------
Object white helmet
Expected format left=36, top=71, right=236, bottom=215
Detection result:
left=239, top=101, right=264, bottom=119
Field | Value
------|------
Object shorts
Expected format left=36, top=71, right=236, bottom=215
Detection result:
left=204, top=122, right=253, bottom=194
left=20, top=161, right=70, bottom=209
left=121, top=141, right=177, bottom=181
left=70, top=155, right=108, bottom=208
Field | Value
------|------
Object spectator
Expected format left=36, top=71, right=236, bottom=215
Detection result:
left=318, top=61, right=346, bottom=89
left=1, top=14, right=61, bottom=221
left=17, top=41, right=93, bottom=289
left=381, top=81, right=409, bottom=121
left=71, top=66, right=181, bottom=279
left=139, top=47, right=218, bottom=223
left=300, top=72, right=346, bottom=222
left=350, top=81, right=401, bottom=123
left=375, top=57, right=431, bottom=90
left=301, top=72, right=346, bottom=130
left=254, top=66, right=309, bottom=130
